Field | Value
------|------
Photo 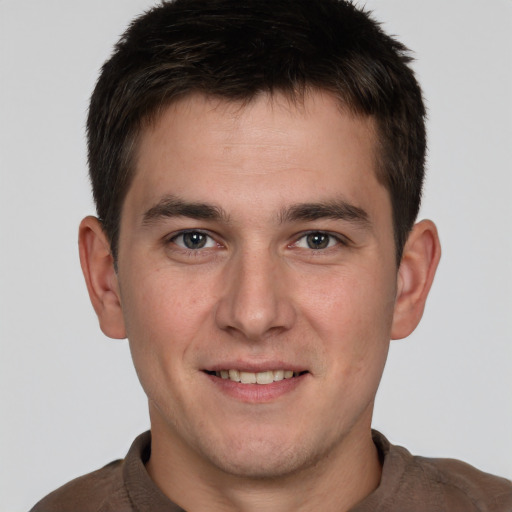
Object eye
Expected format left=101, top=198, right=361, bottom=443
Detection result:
left=294, top=231, right=342, bottom=250
left=171, top=230, right=217, bottom=250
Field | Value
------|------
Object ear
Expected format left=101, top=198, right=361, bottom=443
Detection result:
left=391, top=219, right=441, bottom=340
left=78, top=216, right=126, bottom=339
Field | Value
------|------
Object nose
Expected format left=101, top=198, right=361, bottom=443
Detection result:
left=214, top=248, right=296, bottom=341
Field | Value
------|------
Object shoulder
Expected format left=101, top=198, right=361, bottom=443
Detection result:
left=370, top=431, right=512, bottom=512
left=415, top=454, right=512, bottom=511
left=29, top=459, right=130, bottom=512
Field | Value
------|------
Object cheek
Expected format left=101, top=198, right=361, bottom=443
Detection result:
left=121, top=265, right=214, bottom=340
left=299, top=265, right=395, bottom=377
left=119, top=268, right=217, bottom=391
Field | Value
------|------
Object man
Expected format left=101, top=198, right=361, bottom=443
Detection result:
left=30, top=0, right=512, bottom=510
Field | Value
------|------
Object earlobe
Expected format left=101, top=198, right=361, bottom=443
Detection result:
left=78, top=216, right=127, bottom=339
left=391, top=219, right=441, bottom=340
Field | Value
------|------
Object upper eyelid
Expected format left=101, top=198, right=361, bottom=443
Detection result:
left=166, top=230, right=219, bottom=252
left=163, top=228, right=350, bottom=248
left=167, top=228, right=217, bottom=241
left=293, top=230, right=350, bottom=245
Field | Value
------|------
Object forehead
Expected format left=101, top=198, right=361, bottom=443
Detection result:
left=125, top=91, right=388, bottom=225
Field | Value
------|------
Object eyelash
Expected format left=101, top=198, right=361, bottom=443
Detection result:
left=290, top=231, right=349, bottom=251
left=165, top=229, right=348, bottom=253
left=167, top=229, right=219, bottom=252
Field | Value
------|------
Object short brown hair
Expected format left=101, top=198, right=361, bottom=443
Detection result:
left=87, top=0, right=426, bottom=263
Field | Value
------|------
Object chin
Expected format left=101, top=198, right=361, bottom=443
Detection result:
left=210, top=449, right=309, bottom=480
left=197, top=427, right=328, bottom=480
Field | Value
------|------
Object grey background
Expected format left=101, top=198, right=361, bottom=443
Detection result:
left=1, top=0, right=511, bottom=510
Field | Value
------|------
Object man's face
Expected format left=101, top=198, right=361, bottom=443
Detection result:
left=116, top=91, right=398, bottom=477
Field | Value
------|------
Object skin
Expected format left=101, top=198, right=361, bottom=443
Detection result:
left=79, top=91, right=440, bottom=511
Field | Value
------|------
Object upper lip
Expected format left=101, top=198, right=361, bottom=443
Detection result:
left=203, top=361, right=308, bottom=373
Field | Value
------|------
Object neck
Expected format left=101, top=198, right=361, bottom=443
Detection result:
left=146, top=409, right=381, bottom=512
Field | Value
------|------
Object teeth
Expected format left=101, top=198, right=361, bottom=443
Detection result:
left=228, top=369, right=241, bottom=382
left=240, top=371, right=257, bottom=384
left=214, top=369, right=302, bottom=384
left=256, top=371, right=274, bottom=384
left=274, top=370, right=284, bottom=381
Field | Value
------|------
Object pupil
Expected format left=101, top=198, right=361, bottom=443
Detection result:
left=183, top=232, right=207, bottom=249
left=307, top=232, right=329, bottom=249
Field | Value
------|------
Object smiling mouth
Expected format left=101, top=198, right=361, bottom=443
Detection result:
left=204, top=369, right=307, bottom=385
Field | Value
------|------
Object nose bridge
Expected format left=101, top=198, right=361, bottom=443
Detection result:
left=215, top=243, right=294, bottom=340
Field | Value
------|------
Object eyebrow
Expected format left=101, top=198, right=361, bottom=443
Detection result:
left=279, top=200, right=370, bottom=227
left=142, top=195, right=370, bottom=229
left=142, top=195, right=229, bottom=225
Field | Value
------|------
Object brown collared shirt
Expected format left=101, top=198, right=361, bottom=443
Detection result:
left=30, top=431, right=512, bottom=511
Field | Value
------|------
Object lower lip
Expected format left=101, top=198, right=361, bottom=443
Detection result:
left=204, top=372, right=308, bottom=403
